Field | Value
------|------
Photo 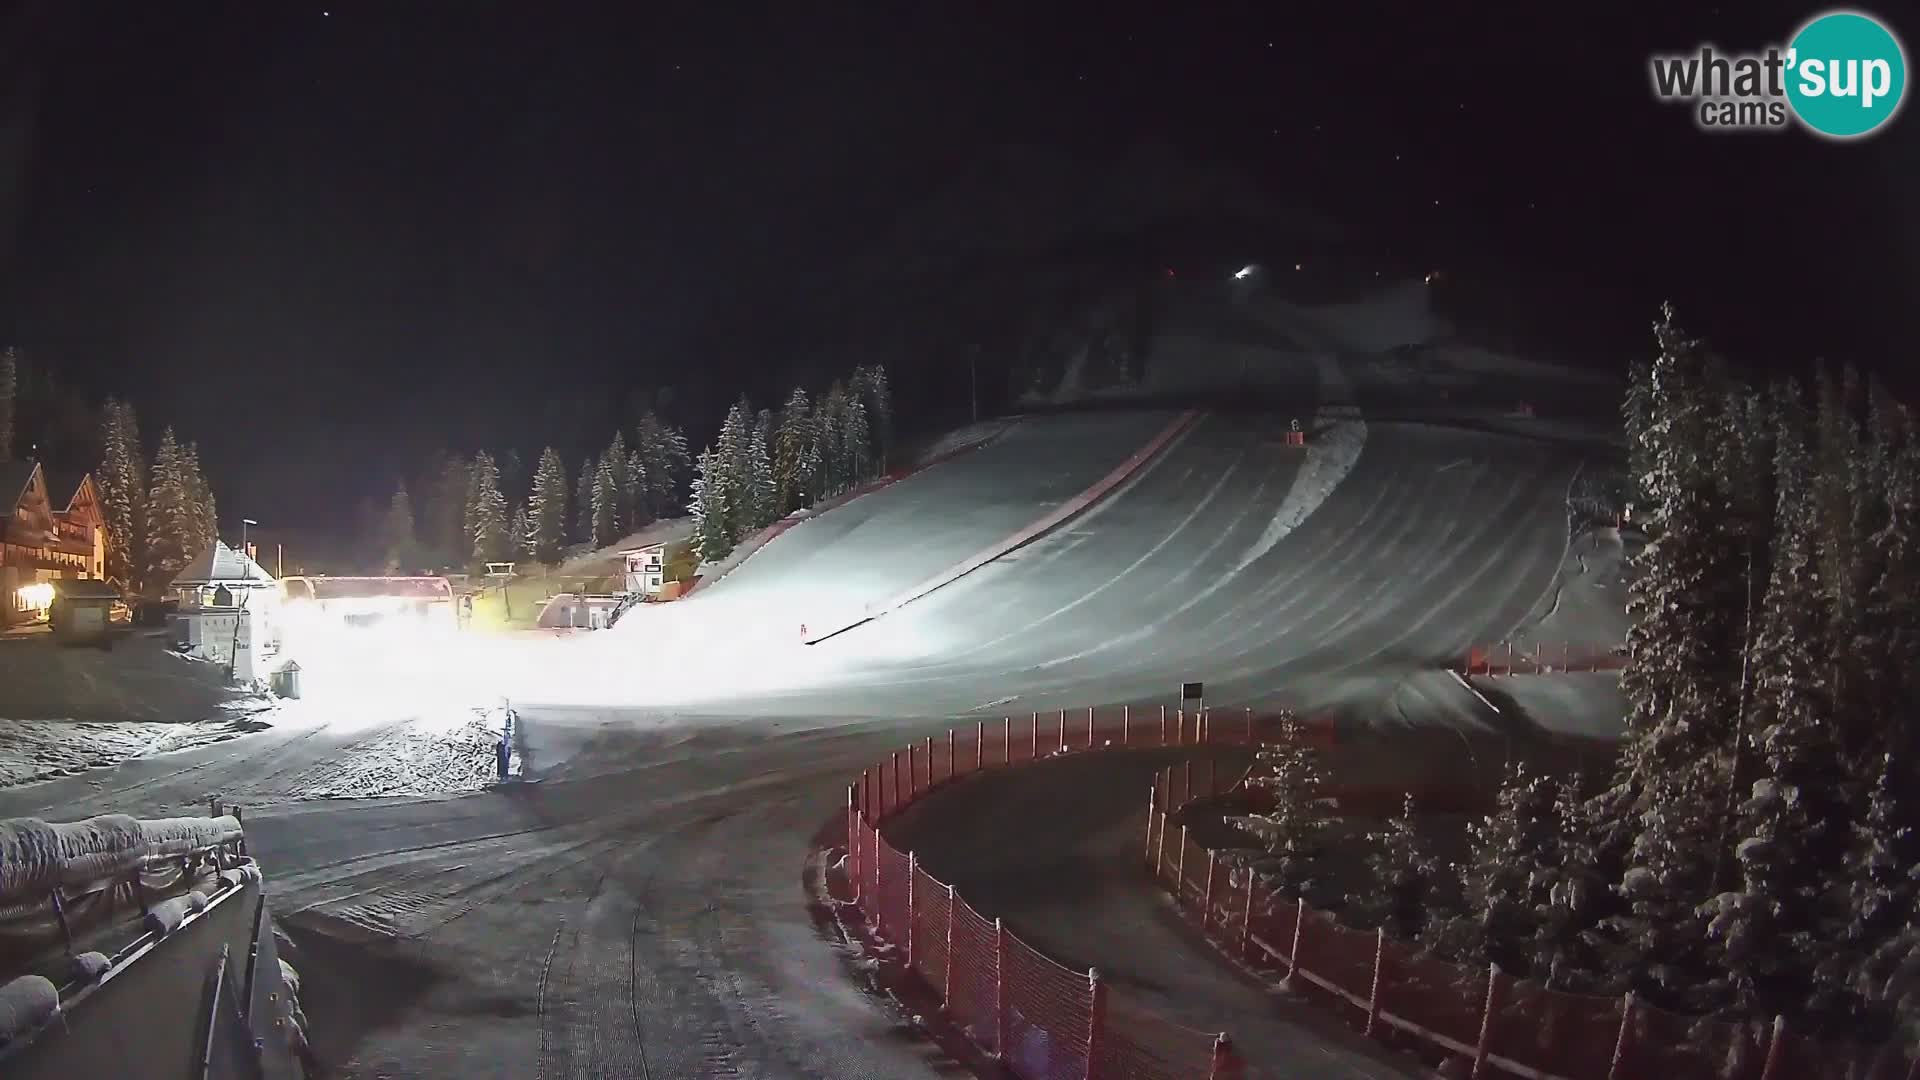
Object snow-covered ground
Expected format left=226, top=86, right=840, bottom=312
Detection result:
left=0, top=712, right=266, bottom=789
left=0, top=281, right=1620, bottom=1078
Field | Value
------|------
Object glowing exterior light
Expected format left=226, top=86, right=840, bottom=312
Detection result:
left=17, top=583, right=55, bottom=609
left=1233, top=265, right=1257, bottom=280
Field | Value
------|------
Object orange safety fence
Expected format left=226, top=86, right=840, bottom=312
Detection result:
left=842, top=704, right=1272, bottom=1078
left=1142, top=762, right=1920, bottom=1080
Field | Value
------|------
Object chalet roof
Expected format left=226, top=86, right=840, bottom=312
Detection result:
left=41, top=470, right=90, bottom=513
left=170, top=541, right=276, bottom=588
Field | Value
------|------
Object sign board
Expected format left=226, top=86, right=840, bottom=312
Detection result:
left=1180, top=681, right=1203, bottom=701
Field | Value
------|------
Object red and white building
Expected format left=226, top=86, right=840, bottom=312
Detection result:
left=1, top=461, right=107, bottom=626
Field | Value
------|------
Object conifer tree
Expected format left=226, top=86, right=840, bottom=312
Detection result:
left=469, top=451, right=510, bottom=564
left=1241, top=713, right=1332, bottom=899
left=143, top=427, right=195, bottom=586
left=714, top=400, right=753, bottom=540
left=625, top=448, right=647, bottom=531
left=842, top=390, right=872, bottom=485
left=180, top=441, right=217, bottom=555
left=852, top=364, right=894, bottom=471
left=382, top=483, right=416, bottom=572
left=512, top=505, right=532, bottom=558
left=591, top=458, right=618, bottom=547
left=774, top=387, right=817, bottom=513
left=1445, top=762, right=1554, bottom=970
left=528, top=447, right=569, bottom=565
left=97, top=399, right=148, bottom=593
left=1536, top=774, right=1609, bottom=988
left=1364, top=793, right=1438, bottom=941
left=817, top=383, right=848, bottom=496
left=688, top=446, right=732, bottom=562
left=1844, top=755, right=1920, bottom=965
left=746, top=413, right=776, bottom=529
left=605, top=431, right=633, bottom=534
left=1624, top=352, right=1653, bottom=508
left=574, top=455, right=597, bottom=544
left=634, top=411, right=689, bottom=521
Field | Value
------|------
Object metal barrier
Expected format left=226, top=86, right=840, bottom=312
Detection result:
left=844, top=705, right=1288, bottom=1078
left=1459, top=641, right=1626, bottom=677
left=1145, top=764, right=1918, bottom=1080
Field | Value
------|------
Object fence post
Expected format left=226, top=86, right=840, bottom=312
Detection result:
left=1145, top=782, right=1159, bottom=866
left=1160, top=704, right=1168, bottom=745
left=906, top=851, right=917, bottom=970
left=908, top=743, right=918, bottom=797
left=995, top=918, right=1009, bottom=1061
left=1123, top=704, right=1131, bottom=745
left=210, top=796, right=222, bottom=818
left=1003, top=716, right=1011, bottom=765
left=1209, top=1033, right=1238, bottom=1080
left=945, top=883, right=957, bottom=1006
left=1155, top=806, right=1169, bottom=879
left=847, top=786, right=859, bottom=902
left=1183, top=760, right=1192, bottom=806
left=1286, top=897, right=1306, bottom=981
left=947, top=728, right=956, bottom=783
left=1031, top=712, right=1039, bottom=760
left=1058, top=708, right=1066, bottom=752
left=1606, top=991, right=1635, bottom=1080
left=1365, top=926, right=1386, bottom=1036
left=924, top=736, right=933, bottom=787
left=1087, top=706, right=1095, bottom=748
left=1240, top=873, right=1255, bottom=960
left=1504, top=640, right=1513, bottom=676
left=1177, top=825, right=1190, bottom=904
left=975, top=720, right=984, bottom=772
left=1203, top=850, right=1218, bottom=929
left=1246, top=706, right=1254, bottom=744
left=1472, top=964, right=1502, bottom=1078
left=873, top=840, right=884, bottom=928
left=1758, top=1014, right=1787, bottom=1080
left=1085, top=968, right=1106, bottom=1080
left=891, top=750, right=901, bottom=814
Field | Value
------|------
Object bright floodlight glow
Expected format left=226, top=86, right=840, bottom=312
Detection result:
left=1233, top=265, right=1256, bottom=280
left=16, top=583, right=54, bottom=609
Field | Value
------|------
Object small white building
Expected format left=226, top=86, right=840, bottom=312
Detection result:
left=622, top=543, right=667, bottom=597
left=168, top=541, right=279, bottom=679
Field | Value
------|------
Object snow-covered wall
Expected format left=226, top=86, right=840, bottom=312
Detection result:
left=0, top=813, right=244, bottom=904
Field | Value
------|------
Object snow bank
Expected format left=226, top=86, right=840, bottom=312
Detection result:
left=0, top=813, right=246, bottom=904
left=1232, top=353, right=1368, bottom=574
left=141, top=890, right=208, bottom=937
left=140, top=816, right=243, bottom=858
left=0, top=716, right=263, bottom=789
left=70, top=951, right=111, bottom=983
left=0, top=975, right=58, bottom=1042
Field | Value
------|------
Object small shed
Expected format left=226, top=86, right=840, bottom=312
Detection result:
left=49, top=578, right=121, bottom=644
left=621, top=543, right=667, bottom=597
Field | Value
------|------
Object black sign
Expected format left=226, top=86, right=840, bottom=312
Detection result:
left=1180, top=681, right=1203, bottom=701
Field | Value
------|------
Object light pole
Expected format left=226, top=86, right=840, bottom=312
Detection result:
left=241, top=518, right=258, bottom=558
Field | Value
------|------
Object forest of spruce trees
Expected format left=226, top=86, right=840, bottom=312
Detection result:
left=1244, top=305, right=1920, bottom=1048
left=377, top=364, right=892, bottom=574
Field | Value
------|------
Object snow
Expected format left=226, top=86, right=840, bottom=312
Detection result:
left=142, top=892, right=199, bottom=935
left=140, top=815, right=243, bottom=856
left=1231, top=352, right=1367, bottom=575
left=0, top=974, right=58, bottom=1041
left=70, top=951, right=110, bottom=983
left=0, top=814, right=143, bottom=901
left=909, top=418, right=1018, bottom=466
left=0, top=714, right=270, bottom=789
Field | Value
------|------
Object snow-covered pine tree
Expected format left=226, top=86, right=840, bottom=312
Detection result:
left=382, top=483, right=416, bottom=572
left=1363, top=793, right=1438, bottom=941
left=1536, top=773, right=1610, bottom=989
left=97, top=399, right=148, bottom=594
left=179, top=441, right=217, bottom=555
left=634, top=411, right=689, bottom=521
left=746, top=411, right=776, bottom=530
left=688, top=446, right=733, bottom=563
left=714, top=400, right=752, bottom=541
left=469, top=451, right=510, bottom=564
left=1605, top=305, right=1749, bottom=1005
left=842, top=391, right=872, bottom=485
left=1705, top=418, right=1847, bottom=1016
left=0, top=346, right=14, bottom=463
left=528, top=447, right=569, bottom=565
left=1839, top=755, right=1920, bottom=1005
left=604, top=431, right=633, bottom=534
left=1240, top=713, right=1332, bottom=899
left=852, top=364, right=894, bottom=471
left=1443, top=762, right=1554, bottom=971
left=816, top=383, right=848, bottom=496
left=1851, top=383, right=1914, bottom=772
left=626, top=448, right=647, bottom=530
left=512, top=505, right=532, bottom=558
left=591, top=457, right=619, bottom=548
left=773, top=387, right=813, bottom=513
left=143, top=427, right=194, bottom=587
left=574, top=455, right=597, bottom=544
left=499, top=450, right=527, bottom=517
left=1814, top=364, right=1871, bottom=755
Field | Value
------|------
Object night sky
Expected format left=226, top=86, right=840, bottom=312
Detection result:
left=2, top=4, right=1915, bottom=533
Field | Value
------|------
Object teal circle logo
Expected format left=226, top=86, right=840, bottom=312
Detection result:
left=1786, top=11, right=1907, bottom=138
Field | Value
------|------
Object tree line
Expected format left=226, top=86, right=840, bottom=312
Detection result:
left=378, top=410, right=693, bottom=573
left=688, top=365, right=892, bottom=564
left=1245, top=305, right=1920, bottom=1046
